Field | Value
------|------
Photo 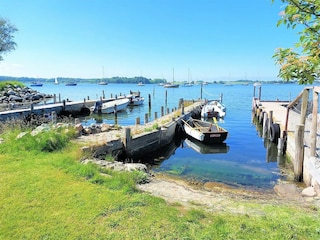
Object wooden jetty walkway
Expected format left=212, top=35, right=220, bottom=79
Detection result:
left=252, top=85, right=320, bottom=195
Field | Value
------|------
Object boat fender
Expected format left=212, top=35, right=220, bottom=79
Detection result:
left=269, top=123, right=280, bottom=144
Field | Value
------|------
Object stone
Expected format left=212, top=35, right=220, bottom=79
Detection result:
left=301, top=186, right=317, bottom=197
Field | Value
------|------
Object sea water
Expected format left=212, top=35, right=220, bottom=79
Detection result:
left=39, top=82, right=308, bottom=190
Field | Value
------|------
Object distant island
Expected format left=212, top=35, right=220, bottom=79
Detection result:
left=0, top=75, right=301, bottom=85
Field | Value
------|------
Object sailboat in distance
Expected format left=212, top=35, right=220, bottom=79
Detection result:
left=54, top=77, right=59, bottom=85
left=164, top=68, right=179, bottom=88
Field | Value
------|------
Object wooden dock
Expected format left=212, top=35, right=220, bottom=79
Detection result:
left=252, top=85, right=320, bottom=195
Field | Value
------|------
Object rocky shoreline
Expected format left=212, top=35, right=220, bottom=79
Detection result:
left=0, top=83, right=53, bottom=111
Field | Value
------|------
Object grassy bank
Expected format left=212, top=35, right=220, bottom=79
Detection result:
left=1, top=125, right=320, bottom=239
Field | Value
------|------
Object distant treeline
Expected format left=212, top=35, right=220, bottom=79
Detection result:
left=0, top=76, right=166, bottom=84
left=0, top=75, right=300, bottom=85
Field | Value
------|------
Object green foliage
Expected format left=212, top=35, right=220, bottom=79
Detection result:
left=0, top=80, right=24, bottom=91
left=0, top=18, right=17, bottom=61
left=272, top=0, right=320, bottom=84
left=0, top=124, right=77, bottom=153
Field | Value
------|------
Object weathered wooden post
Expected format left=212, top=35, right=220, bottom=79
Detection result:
left=262, top=112, right=268, bottom=139
left=167, top=108, right=169, bottom=114
left=144, top=113, right=148, bottom=124
left=125, top=128, right=131, bottom=149
left=148, top=94, right=151, bottom=109
left=200, top=83, right=203, bottom=100
left=220, top=93, right=223, bottom=103
left=53, top=94, right=57, bottom=104
left=154, top=112, right=158, bottom=120
left=62, top=100, right=66, bottom=111
left=268, top=110, right=273, bottom=139
left=258, top=86, right=261, bottom=101
left=87, top=96, right=90, bottom=100
left=294, top=124, right=305, bottom=181
left=165, top=90, right=167, bottom=106
left=300, top=88, right=309, bottom=125
left=161, top=106, right=164, bottom=117
left=58, top=93, right=61, bottom=102
left=102, top=90, right=105, bottom=99
left=310, top=88, right=319, bottom=157
left=135, top=117, right=140, bottom=125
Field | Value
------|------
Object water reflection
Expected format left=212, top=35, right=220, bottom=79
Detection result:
left=183, top=138, right=230, bottom=154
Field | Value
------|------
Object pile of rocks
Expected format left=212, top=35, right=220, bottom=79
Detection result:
left=0, top=84, right=52, bottom=104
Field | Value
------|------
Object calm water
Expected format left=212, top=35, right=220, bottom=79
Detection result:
left=38, top=82, right=308, bottom=190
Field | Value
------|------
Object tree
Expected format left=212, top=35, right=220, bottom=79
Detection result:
left=0, top=17, right=18, bottom=61
left=272, top=0, right=320, bottom=84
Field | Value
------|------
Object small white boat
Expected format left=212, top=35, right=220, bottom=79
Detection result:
left=201, top=100, right=226, bottom=118
left=91, top=98, right=129, bottom=114
left=183, top=118, right=228, bottom=144
left=137, top=82, right=145, bottom=86
left=127, top=94, right=144, bottom=106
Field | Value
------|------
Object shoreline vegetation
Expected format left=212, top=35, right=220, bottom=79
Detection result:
left=0, top=75, right=308, bottom=86
left=1, top=82, right=320, bottom=238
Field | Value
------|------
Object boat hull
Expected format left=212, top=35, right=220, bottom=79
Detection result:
left=92, top=98, right=129, bottom=114
left=183, top=118, right=228, bottom=144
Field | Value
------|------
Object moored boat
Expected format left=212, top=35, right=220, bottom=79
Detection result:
left=201, top=100, right=226, bottom=118
left=30, top=82, right=43, bottom=87
left=183, top=117, right=228, bottom=144
left=91, top=98, right=129, bottom=114
left=65, top=82, right=77, bottom=86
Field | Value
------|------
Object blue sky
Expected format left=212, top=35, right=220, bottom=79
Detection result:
left=0, top=0, right=298, bottom=82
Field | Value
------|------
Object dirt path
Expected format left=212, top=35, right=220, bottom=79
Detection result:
left=137, top=174, right=320, bottom=215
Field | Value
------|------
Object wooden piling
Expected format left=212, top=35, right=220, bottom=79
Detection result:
left=310, top=88, right=319, bottom=156
left=294, top=124, right=305, bottom=181
left=268, top=110, right=273, bottom=139
left=144, top=113, right=148, bottom=124
left=148, top=94, right=151, bottom=108
left=262, top=112, right=268, bottom=138
left=135, top=117, right=140, bottom=125
left=161, top=106, right=164, bottom=117
left=154, top=112, right=158, bottom=120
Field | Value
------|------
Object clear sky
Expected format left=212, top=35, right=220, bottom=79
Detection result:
left=0, top=0, right=298, bottom=82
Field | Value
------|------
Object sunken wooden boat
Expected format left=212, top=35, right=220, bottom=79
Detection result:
left=183, top=117, right=228, bottom=144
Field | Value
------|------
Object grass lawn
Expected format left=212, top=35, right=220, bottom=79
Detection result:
left=0, top=125, right=320, bottom=239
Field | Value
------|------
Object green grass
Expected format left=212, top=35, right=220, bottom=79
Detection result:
left=1, top=126, right=320, bottom=239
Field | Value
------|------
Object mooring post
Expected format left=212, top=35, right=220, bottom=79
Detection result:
left=59, top=94, right=61, bottom=103
left=300, top=88, right=309, bottom=125
left=310, top=88, right=318, bottom=157
left=148, top=94, right=151, bottom=109
left=258, top=86, right=261, bottom=101
left=167, top=108, right=169, bottom=114
left=200, top=83, right=203, bottom=100
left=268, top=110, right=273, bottom=139
left=53, top=94, right=57, bottom=104
left=154, top=112, right=158, bottom=120
left=220, top=93, right=223, bottom=103
left=161, top=106, right=164, bottom=117
left=62, top=100, right=66, bottom=111
left=294, top=124, right=305, bottom=181
left=144, top=113, right=148, bottom=124
left=165, top=90, right=167, bottom=106
left=125, top=127, right=131, bottom=148
left=102, top=90, right=105, bottom=99
left=262, top=112, right=268, bottom=139
left=135, top=117, right=140, bottom=125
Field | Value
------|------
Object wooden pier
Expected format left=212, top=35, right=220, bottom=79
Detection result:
left=252, top=85, right=320, bottom=195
